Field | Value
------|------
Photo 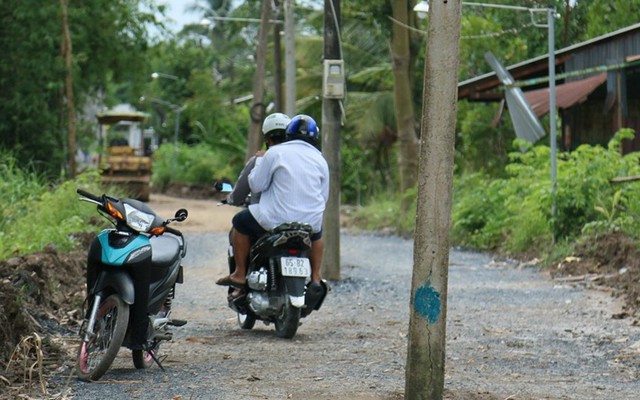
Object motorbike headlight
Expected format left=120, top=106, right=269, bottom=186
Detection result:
left=124, top=203, right=155, bottom=232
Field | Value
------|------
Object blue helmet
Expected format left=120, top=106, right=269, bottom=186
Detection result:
left=285, top=114, right=319, bottom=139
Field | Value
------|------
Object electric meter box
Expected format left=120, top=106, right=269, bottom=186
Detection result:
left=323, top=59, right=345, bottom=99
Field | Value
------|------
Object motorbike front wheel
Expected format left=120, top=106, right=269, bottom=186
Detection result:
left=76, top=294, right=129, bottom=381
left=274, top=300, right=301, bottom=339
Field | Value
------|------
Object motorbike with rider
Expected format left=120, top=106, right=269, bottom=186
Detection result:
left=215, top=113, right=329, bottom=338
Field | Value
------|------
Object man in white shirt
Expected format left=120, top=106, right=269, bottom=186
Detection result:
left=216, top=115, right=329, bottom=293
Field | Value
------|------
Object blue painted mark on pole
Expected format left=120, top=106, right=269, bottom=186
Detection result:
left=414, top=281, right=441, bottom=324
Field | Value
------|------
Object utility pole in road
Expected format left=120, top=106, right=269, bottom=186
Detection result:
left=321, top=0, right=342, bottom=281
left=405, top=1, right=461, bottom=399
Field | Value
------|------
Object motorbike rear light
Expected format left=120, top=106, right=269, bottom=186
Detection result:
left=107, top=202, right=124, bottom=220
left=288, top=249, right=299, bottom=255
left=150, top=226, right=166, bottom=235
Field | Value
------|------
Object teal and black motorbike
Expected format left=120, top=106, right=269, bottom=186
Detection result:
left=75, top=189, right=188, bottom=381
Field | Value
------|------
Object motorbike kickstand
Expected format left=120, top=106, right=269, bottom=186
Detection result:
left=148, top=348, right=165, bottom=371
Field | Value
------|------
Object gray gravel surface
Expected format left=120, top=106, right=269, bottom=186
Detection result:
left=60, top=232, right=640, bottom=399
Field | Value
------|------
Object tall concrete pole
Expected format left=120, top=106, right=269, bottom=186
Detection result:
left=246, top=0, right=272, bottom=160
left=321, top=0, right=341, bottom=281
left=405, top=0, right=461, bottom=399
left=284, top=0, right=296, bottom=116
left=273, top=20, right=283, bottom=112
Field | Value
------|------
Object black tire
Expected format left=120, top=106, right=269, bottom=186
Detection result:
left=274, top=300, right=301, bottom=339
left=237, top=312, right=256, bottom=330
left=76, top=294, right=129, bottom=381
left=132, top=347, right=155, bottom=369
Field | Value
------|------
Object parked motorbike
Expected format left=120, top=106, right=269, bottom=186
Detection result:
left=75, top=188, right=188, bottom=381
left=217, top=183, right=329, bottom=339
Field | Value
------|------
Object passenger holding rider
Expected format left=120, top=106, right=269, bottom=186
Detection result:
left=216, top=114, right=330, bottom=296
left=224, top=112, right=291, bottom=207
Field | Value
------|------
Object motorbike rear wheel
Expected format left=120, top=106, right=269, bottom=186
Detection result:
left=76, top=294, right=129, bottom=381
left=274, top=300, right=301, bottom=339
left=237, top=312, right=256, bottom=329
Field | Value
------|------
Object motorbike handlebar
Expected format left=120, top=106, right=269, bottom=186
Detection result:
left=164, top=226, right=182, bottom=237
left=77, top=188, right=102, bottom=203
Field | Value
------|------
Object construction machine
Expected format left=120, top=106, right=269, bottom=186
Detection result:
left=96, top=105, right=155, bottom=202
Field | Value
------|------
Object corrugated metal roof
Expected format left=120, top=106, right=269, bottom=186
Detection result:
left=458, top=23, right=640, bottom=97
left=523, top=73, right=607, bottom=117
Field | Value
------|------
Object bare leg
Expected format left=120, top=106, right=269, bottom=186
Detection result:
left=310, top=238, right=324, bottom=283
left=229, top=228, right=249, bottom=284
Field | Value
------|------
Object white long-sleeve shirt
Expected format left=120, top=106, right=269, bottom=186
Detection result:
left=248, top=140, right=329, bottom=232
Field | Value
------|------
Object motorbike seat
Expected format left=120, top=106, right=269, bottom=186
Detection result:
left=150, top=234, right=181, bottom=268
left=251, top=222, right=313, bottom=254
left=271, top=222, right=312, bottom=234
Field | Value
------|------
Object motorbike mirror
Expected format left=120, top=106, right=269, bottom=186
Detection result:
left=174, top=209, right=188, bottom=222
left=220, top=182, right=233, bottom=193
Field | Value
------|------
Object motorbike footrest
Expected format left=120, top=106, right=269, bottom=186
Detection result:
left=168, top=319, right=187, bottom=327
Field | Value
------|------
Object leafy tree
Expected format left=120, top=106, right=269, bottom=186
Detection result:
left=0, top=0, right=159, bottom=178
left=581, top=0, right=640, bottom=39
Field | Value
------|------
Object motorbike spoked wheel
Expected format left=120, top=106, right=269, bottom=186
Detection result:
left=76, top=294, right=129, bottom=381
left=237, top=312, right=256, bottom=329
left=274, top=300, right=301, bottom=339
left=132, top=346, right=156, bottom=369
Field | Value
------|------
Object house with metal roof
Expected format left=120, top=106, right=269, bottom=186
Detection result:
left=458, top=23, right=640, bottom=153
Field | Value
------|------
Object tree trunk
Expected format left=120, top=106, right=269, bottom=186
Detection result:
left=391, top=0, right=418, bottom=194
left=246, top=0, right=272, bottom=160
left=60, top=0, right=77, bottom=178
left=405, top=1, right=461, bottom=399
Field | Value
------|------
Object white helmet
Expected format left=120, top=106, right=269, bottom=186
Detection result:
left=262, top=113, right=291, bottom=138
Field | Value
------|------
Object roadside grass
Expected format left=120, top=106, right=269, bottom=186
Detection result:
left=349, top=129, right=640, bottom=265
left=0, top=165, right=103, bottom=259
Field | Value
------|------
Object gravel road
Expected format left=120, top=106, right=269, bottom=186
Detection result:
left=60, top=225, right=640, bottom=400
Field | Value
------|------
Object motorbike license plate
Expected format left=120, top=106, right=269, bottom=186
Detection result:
left=281, top=257, right=311, bottom=277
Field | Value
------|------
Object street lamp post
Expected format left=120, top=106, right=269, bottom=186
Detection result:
left=414, top=0, right=558, bottom=239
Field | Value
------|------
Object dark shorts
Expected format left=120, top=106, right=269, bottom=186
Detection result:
left=232, top=209, right=266, bottom=240
left=232, top=208, right=322, bottom=241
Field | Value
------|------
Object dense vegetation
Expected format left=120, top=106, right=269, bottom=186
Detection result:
left=0, top=154, right=103, bottom=259
left=353, top=129, right=640, bottom=259
left=0, top=0, right=639, bottom=261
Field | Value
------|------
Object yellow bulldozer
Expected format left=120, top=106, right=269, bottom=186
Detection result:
left=96, top=106, right=154, bottom=202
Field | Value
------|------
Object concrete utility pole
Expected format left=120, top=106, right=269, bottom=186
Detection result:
left=246, top=0, right=272, bottom=160
left=284, top=0, right=296, bottom=116
left=321, top=0, right=341, bottom=281
left=273, top=16, right=283, bottom=112
left=405, top=1, right=461, bottom=399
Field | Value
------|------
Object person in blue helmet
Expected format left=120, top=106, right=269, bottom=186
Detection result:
left=216, top=114, right=329, bottom=294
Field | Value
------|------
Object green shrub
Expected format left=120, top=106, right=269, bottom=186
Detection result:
left=152, top=142, right=238, bottom=188
left=352, top=129, right=640, bottom=258
left=0, top=153, right=46, bottom=232
left=451, top=173, right=510, bottom=250
left=350, top=188, right=417, bottom=236
left=0, top=171, right=103, bottom=259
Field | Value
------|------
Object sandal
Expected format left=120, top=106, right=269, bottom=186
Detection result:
left=216, top=275, right=245, bottom=289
